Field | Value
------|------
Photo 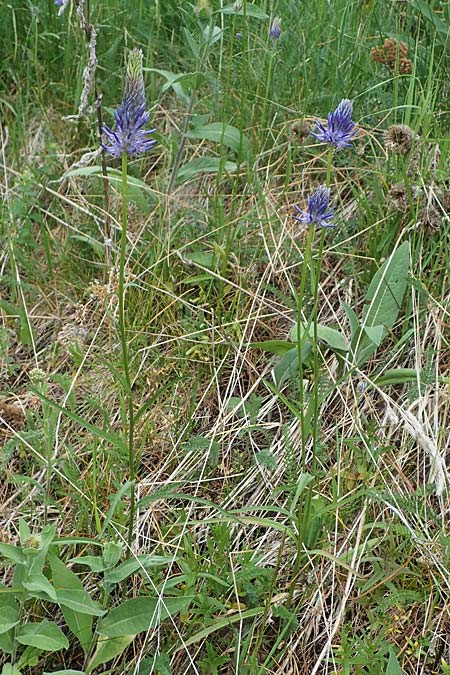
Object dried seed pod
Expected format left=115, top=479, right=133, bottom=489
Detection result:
left=383, top=124, right=416, bottom=155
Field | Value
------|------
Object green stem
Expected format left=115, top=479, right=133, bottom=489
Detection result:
left=325, top=145, right=333, bottom=188
left=297, top=224, right=315, bottom=472
left=119, top=152, right=136, bottom=551
left=311, top=230, right=326, bottom=474
left=288, top=226, right=326, bottom=611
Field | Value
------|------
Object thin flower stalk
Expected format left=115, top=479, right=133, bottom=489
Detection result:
left=101, top=49, right=156, bottom=551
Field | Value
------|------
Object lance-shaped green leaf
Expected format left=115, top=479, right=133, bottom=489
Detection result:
left=16, top=621, right=69, bottom=651
left=99, top=596, right=191, bottom=638
left=49, top=554, right=94, bottom=655
left=186, top=122, right=251, bottom=158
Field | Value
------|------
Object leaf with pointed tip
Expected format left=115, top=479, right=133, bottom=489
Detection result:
left=86, top=635, right=134, bottom=674
left=99, top=597, right=191, bottom=638
left=48, top=554, right=93, bottom=655
left=16, top=621, right=69, bottom=651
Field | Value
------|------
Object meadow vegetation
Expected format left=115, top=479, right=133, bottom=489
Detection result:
left=1, top=1, right=450, bottom=673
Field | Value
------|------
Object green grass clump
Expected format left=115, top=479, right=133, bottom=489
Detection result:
left=1, top=1, right=450, bottom=674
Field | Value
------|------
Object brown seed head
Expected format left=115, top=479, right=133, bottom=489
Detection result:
left=383, top=124, right=415, bottom=155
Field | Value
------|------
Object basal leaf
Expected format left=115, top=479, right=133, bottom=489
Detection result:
left=386, top=647, right=403, bottom=675
left=290, top=322, right=348, bottom=352
left=104, top=556, right=174, bottom=586
left=86, top=635, right=133, bottom=674
left=186, top=122, right=251, bottom=157
left=1, top=665, right=23, bottom=675
left=362, top=241, right=410, bottom=331
left=176, top=158, right=237, bottom=184
left=16, top=621, right=69, bottom=651
left=23, top=574, right=57, bottom=602
left=48, top=554, right=93, bottom=655
left=0, top=607, right=20, bottom=634
left=99, top=597, right=190, bottom=638
left=55, top=590, right=106, bottom=617
left=251, top=340, right=296, bottom=356
left=363, top=324, right=385, bottom=347
left=0, top=543, right=25, bottom=564
left=220, top=3, right=269, bottom=18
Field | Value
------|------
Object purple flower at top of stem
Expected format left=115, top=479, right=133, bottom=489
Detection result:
left=270, top=17, right=281, bottom=44
left=293, top=185, right=335, bottom=228
left=310, top=99, right=357, bottom=149
left=55, top=0, right=64, bottom=5
left=101, top=49, right=157, bottom=158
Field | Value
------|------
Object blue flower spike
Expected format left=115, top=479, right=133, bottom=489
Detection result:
left=293, top=185, right=335, bottom=229
left=311, top=98, right=357, bottom=149
left=270, top=17, right=281, bottom=45
left=101, top=49, right=157, bottom=158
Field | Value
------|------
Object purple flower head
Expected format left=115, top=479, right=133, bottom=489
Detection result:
left=311, top=99, right=357, bottom=149
left=55, top=0, right=64, bottom=4
left=293, top=185, right=335, bottom=228
left=270, top=17, right=281, bottom=44
left=101, top=49, right=157, bottom=158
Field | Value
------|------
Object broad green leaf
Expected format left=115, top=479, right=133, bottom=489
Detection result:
left=37, top=524, right=57, bottom=550
left=1, top=665, right=22, bottom=675
left=102, top=543, right=123, bottom=569
left=176, top=158, right=237, bottom=184
left=179, top=249, right=221, bottom=271
left=99, top=597, right=190, bottom=638
left=23, top=574, right=57, bottom=602
left=23, top=548, right=47, bottom=577
left=183, top=28, right=200, bottom=59
left=186, top=122, right=250, bottom=157
left=48, top=554, right=93, bottom=654
left=16, top=646, right=41, bottom=668
left=341, top=301, right=359, bottom=340
left=16, top=620, right=69, bottom=651
left=0, top=586, right=19, bottom=653
left=86, top=635, right=134, bottom=673
left=290, top=322, right=349, bottom=352
left=0, top=630, right=15, bottom=654
left=303, top=495, right=326, bottom=549
left=0, top=587, right=19, bottom=608
left=273, top=344, right=312, bottom=386
left=56, top=590, right=106, bottom=617
left=290, top=474, right=314, bottom=514
left=104, top=556, right=174, bottom=586
left=0, top=607, right=20, bottom=634
left=362, top=241, right=410, bottom=330
left=18, top=302, right=33, bottom=346
left=220, top=3, right=268, bottom=18
left=18, top=519, right=32, bottom=546
left=203, top=24, right=223, bottom=46
left=68, top=555, right=106, bottom=573
left=0, top=543, right=25, bottom=564
left=386, top=647, right=402, bottom=675
left=146, top=68, right=205, bottom=104
left=251, top=340, right=295, bottom=356
left=363, top=324, right=385, bottom=347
